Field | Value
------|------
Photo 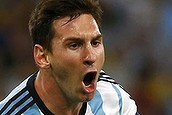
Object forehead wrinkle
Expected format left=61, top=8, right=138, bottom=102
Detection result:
left=52, top=14, right=100, bottom=41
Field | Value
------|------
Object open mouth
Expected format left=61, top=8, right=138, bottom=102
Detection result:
left=83, top=72, right=97, bottom=86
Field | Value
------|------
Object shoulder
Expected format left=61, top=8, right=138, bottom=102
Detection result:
left=0, top=77, right=29, bottom=109
left=86, top=70, right=138, bottom=115
left=0, top=74, right=42, bottom=115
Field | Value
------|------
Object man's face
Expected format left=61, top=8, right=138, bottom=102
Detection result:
left=48, top=14, right=105, bottom=103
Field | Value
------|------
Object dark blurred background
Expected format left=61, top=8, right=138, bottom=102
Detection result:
left=0, top=0, right=172, bottom=114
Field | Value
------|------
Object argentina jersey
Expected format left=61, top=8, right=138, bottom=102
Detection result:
left=0, top=71, right=139, bottom=115
left=0, top=73, right=53, bottom=115
left=86, top=70, right=139, bottom=115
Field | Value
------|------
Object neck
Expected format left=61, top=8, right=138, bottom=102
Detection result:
left=34, top=70, right=83, bottom=115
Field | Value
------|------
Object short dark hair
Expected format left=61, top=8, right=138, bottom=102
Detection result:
left=29, top=0, right=103, bottom=52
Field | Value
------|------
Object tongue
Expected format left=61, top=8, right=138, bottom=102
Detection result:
left=82, top=81, right=95, bottom=93
left=82, top=72, right=97, bottom=93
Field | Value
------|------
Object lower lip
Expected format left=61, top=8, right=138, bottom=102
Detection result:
left=82, top=81, right=96, bottom=93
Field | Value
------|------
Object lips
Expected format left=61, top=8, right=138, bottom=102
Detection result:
left=82, top=71, right=97, bottom=93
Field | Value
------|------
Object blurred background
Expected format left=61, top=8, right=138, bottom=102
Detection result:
left=0, top=0, right=172, bottom=114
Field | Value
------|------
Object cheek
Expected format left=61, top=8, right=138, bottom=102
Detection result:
left=53, top=51, right=81, bottom=72
left=63, top=53, right=80, bottom=67
left=97, top=47, right=105, bottom=65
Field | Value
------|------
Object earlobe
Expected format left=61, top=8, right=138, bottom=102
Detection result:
left=34, top=44, right=50, bottom=68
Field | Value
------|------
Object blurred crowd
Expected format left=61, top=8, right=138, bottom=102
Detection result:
left=0, top=0, right=172, bottom=114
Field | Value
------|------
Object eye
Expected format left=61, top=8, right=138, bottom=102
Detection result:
left=68, top=42, right=80, bottom=50
left=91, top=40, right=101, bottom=47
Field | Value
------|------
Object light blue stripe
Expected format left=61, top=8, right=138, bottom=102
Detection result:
left=88, top=90, right=105, bottom=115
left=112, top=84, right=122, bottom=115
left=3, top=91, right=29, bottom=114
left=12, top=97, right=34, bottom=115
left=23, top=104, right=41, bottom=115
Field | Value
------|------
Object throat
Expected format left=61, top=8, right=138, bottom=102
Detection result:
left=52, top=102, right=83, bottom=115
left=35, top=72, right=84, bottom=115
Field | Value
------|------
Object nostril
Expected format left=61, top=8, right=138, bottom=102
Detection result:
left=84, top=60, right=94, bottom=66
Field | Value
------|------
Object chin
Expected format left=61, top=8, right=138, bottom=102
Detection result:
left=81, top=93, right=95, bottom=102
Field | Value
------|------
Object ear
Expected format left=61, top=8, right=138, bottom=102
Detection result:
left=34, top=44, right=50, bottom=69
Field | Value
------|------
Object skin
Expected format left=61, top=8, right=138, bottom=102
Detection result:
left=34, top=14, right=105, bottom=115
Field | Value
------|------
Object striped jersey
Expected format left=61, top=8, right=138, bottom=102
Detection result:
left=0, top=71, right=139, bottom=115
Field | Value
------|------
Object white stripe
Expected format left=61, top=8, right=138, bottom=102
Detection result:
left=97, top=81, right=121, bottom=115
left=100, top=70, right=105, bottom=73
left=116, top=85, right=137, bottom=115
left=3, top=77, right=30, bottom=103
left=99, top=77, right=115, bottom=82
left=38, top=108, right=44, bottom=115
left=101, top=75, right=110, bottom=78
left=85, top=103, right=94, bottom=115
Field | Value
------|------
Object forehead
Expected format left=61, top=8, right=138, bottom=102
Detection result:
left=52, top=14, right=100, bottom=38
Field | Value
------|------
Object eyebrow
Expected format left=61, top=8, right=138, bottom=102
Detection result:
left=63, top=34, right=103, bottom=42
left=93, top=34, right=103, bottom=40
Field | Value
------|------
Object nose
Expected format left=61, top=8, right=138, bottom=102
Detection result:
left=83, top=45, right=96, bottom=66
